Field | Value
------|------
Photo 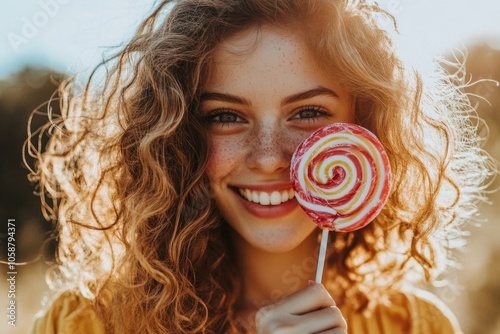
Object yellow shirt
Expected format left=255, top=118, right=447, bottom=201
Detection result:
left=32, top=289, right=462, bottom=333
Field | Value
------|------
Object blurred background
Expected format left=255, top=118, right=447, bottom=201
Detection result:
left=0, top=0, right=499, bottom=333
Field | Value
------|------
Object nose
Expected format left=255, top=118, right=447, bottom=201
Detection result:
left=246, top=122, right=293, bottom=174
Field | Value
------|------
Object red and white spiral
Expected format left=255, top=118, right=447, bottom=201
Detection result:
left=291, top=123, right=392, bottom=232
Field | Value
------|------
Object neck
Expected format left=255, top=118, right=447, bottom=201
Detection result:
left=231, top=229, right=320, bottom=313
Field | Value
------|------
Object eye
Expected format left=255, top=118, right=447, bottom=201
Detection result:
left=204, top=109, right=246, bottom=126
left=291, top=106, right=331, bottom=121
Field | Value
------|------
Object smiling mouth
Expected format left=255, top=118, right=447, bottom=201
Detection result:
left=236, top=188, right=295, bottom=206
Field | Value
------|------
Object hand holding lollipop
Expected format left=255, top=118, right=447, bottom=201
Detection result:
left=291, top=123, right=392, bottom=282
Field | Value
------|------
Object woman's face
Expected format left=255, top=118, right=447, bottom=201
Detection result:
left=202, top=25, right=355, bottom=253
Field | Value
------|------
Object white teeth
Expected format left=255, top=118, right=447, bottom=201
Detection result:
left=281, top=191, right=289, bottom=202
left=270, top=191, right=281, bottom=205
left=260, top=192, right=270, bottom=205
left=238, top=188, right=295, bottom=206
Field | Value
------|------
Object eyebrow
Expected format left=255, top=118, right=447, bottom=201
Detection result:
left=199, top=92, right=252, bottom=106
left=199, top=86, right=338, bottom=106
left=281, top=87, right=338, bottom=105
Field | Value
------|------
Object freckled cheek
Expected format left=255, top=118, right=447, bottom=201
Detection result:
left=206, top=137, right=246, bottom=180
left=279, top=130, right=316, bottom=155
left=289, top=132, right=312, bottom=152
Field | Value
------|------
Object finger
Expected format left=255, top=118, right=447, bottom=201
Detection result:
left=295, top=306, right=347, bottom=333
left=274, top=283, right=336, bottom=314
left=314, top=329, right=347, bottom=334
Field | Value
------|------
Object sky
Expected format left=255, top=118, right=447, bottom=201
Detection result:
left=1, top=0, right=500, bottom=80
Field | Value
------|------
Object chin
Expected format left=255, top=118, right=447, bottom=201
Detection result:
left=227, top=216, right=317, bottom=254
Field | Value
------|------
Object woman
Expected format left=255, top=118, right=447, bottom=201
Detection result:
left=30, top=0, right=493, bottom=333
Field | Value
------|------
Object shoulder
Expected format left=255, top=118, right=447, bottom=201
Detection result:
left=341, top=288, right=463, bottom=334
left=400, top=288, right=462, bottom=333
left=31, top=290, right=106, bottom=334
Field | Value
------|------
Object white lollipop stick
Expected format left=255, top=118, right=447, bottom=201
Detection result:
left=315, top=229, right=329, bottom=283
left=291, top=124, right=392, bottom=283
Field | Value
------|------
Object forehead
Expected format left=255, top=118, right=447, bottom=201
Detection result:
left=214, top=25, right=304, bottom=59
left=205, top=25, right=325, bottom=91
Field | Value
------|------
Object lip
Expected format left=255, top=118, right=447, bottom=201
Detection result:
left=231, top=185, right=300, bottom=219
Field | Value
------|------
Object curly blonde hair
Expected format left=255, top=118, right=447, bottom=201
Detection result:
left=27, top=0, right=494, bottom=332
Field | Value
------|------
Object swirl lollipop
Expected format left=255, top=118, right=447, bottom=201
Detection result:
left=290, top=123, right=392, bottom=282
